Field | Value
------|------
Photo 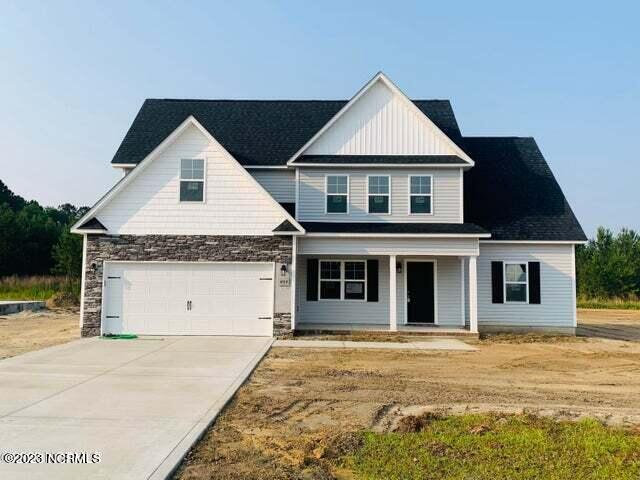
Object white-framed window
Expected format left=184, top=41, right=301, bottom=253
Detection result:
left=326, top=175, right=349, bottom=214
left=409, top=175, right=432, bottom=214
left=179, top=158, right=205, bottom=202
left=504, top=262, right=528, bottom=303
left=319, top=260, right=366, bottom=300
left=367, top=175, right=390, bottom=214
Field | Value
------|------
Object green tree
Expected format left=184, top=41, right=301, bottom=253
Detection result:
left=52, top=226, right=83, bottom=278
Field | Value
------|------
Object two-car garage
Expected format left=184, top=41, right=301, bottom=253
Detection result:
left=101, top=262, right=275, bottom=336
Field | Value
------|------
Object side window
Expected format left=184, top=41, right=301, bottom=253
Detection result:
left=319, top=260, right=367, bottom=301
left=180, top=159, right=205, bottom=202
left=326, top=175, right=348, bottom=213
left=409, top=175, right=432, bottom=214
left=504, top=263, right=528, bottom=303
left=368, top=176, right=390, bottom=214
left=319, top=261, right=341, bottom=299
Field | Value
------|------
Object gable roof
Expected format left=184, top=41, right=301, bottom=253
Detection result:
left=286, top=72, right=473, bottom=166
left=111, top=99, right=462, bottom=167
left=462, top=137, right=586, bottom=241
left=76, top=217, right=107, bottom=231
left=72, top=116, right=305, bottom=235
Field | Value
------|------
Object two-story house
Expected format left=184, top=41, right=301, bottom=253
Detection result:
left=72, top=72, right=586, bottom=337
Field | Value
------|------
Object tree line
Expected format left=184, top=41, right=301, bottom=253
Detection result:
left=0, top=179, right=638, bottom=300
left=0, top=180, right=86, bottom=278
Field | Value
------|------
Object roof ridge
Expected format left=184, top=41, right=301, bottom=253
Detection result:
left=145, top=98, right=451, bottom=103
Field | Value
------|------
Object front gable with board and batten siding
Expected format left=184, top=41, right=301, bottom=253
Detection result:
left=72, top=117, right=302, bottom=236
left=289, top=72, right=474, bottom=163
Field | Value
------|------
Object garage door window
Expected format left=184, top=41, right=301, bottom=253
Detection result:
left=180, top=159, right=205, bottom=202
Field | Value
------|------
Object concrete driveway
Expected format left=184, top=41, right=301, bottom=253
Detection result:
left=0, top=335, right=272, bottom=480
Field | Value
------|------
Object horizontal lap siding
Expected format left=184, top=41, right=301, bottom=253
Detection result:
left=249, top=170, right=296, bottom=203
left=99, top=125, right=285, bottom=235
left=477, top=244, right=575, bottom=327
left=297, top=255, right=390, bottom=326
left=298, top=168, right=462, bottom=223
left=298, top=237, right=478, bottom=257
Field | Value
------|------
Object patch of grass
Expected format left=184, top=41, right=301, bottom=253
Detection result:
left=578, top=296, right=640, bottom=310
left=479, top=332, right=586, bottom=344
left=0, top=275, right=80, bottom=301
left=340, top=414, right=640, bottom=480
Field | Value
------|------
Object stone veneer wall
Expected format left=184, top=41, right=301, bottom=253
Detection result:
left=82, top=234, right=292, bottom=337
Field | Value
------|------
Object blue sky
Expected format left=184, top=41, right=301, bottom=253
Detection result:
left=0, top=0, right=638, bottom=236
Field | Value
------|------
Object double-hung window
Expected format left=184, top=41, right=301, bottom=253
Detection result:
left=368, top=176, right=390, bottom=214
left=326, top=175, right=348, bottom=213
left=504, top=263, right=528, bottom=303
left=409, top=175, right=432, bottom=214
left=180, top=159, right=205, bottom=202
left=319, top=260, right=366, bottom=300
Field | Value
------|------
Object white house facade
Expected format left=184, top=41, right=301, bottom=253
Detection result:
left=72, top=73, right=586, bottom=337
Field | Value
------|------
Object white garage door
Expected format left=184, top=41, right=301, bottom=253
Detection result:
left=102, top=262, right=274, bottom=336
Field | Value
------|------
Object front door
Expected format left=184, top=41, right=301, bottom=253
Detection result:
left=406, top=261, right=435, bottom=324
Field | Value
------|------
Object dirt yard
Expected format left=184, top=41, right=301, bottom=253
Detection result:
left=176, top=309, right=640, bottom=479
left=0, top=308, right=80, bottom=359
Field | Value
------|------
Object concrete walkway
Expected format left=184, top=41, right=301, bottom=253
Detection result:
left=0, top=335, right=272, bottom=480
left=273, top=338, right=477, bottom=351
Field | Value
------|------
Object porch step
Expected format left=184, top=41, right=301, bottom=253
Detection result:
left=295, top=323, right=478, bottom=338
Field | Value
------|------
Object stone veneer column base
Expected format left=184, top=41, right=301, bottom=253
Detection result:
left=82, top=234, right=293, bottom=337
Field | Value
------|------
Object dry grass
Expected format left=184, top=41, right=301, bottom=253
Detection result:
left=0, top=275, right=80, bottom=301
left=578, top=295, right=640, bottom=310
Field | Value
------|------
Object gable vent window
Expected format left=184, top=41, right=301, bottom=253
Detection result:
left=368, top=176, right=390, bottom=214
left=504, top=263, right=528, bottom=303
left=180, top=159, right=205, bottom=202
left=409, top=175, right=432, bottom=214
left=326, top=175, right=348, bottom=213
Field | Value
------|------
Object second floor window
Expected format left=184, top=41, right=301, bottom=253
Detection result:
left=180, top=159, right=205, bottom=202
left=409, top=175, right=432, bottom=214
left=368, top=176, right=390, bottom=214
left=326, top=175, right=348, bottom=213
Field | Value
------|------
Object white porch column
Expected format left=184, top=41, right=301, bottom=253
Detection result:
left=389, top=255, right=397, bottom=331
left=468, top=255, right=478, bottom=334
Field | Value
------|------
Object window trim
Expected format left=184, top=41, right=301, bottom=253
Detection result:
left=325, top=175, right=349, bottom=214
left=503, top=261, right=529, bottom=304
left=318, top=259, right=367, bottom=302
left=179, top=158, right=206, bottom=203
left=367, top=175, right=391, bottom=215
left=408, top=174, right=433, bottom=215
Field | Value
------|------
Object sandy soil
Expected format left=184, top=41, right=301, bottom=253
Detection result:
left=0, top=308, right=80, bottom=359
left=176, top=309, right=640, bottom=479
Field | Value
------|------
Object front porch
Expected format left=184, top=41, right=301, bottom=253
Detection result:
left=291, top=236, right=479, bottom=335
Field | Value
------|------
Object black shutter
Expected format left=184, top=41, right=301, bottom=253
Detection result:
left=491, top=261, right=504, bottom=303
left=307, top=259, right=318, bottom=301
left=528, top=262, right=541, bottom=304
left=367, top=259, right=379, bottom=302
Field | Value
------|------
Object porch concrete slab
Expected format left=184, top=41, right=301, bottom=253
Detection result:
left=273, top=339, right=477, bottom=351
left=0, top=335, right=273, bottom=479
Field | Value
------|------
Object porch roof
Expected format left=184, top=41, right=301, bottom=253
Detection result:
left=300, top=222, right=489, bottom=236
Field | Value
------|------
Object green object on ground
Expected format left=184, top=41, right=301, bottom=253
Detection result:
left=102, top=334, right=138, bottom=340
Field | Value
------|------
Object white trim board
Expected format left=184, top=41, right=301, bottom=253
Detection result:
left=286, top=72, right=474, bottom=166
left=481, top=240, right=587, bottom=245
left=71, top=116, right=305, bottom=235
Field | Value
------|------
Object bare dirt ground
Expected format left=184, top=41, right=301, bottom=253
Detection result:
left=0, top=308, right=80, bottom=359
left=176, top=308, right=640, bottom=480
left=578, top=308, right=640, bottom=341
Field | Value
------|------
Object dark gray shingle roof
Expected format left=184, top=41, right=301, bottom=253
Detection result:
left=462, top=137, right=586, bottom=241
left=293, top=155, right=468, bottom=165
left=112, top=99, right=462, bottom=167
left=301, top=222, right=488, bottom=235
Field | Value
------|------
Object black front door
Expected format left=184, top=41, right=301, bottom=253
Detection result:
left=407, top=262, right=435, bottom=324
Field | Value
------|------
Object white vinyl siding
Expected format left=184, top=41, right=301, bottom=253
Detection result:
left=298, top=168, right=461, bottom=223
left=297, top=256, right=389, bottom=326
left=98, top=124, right=287, bottom=235
left=473, top=244, right=576, bottom=328
left=249, top=169, right=295, bottom=203
left=304, top=79, right=459, bottom=156
left=298, top=237, right=479, bottom=257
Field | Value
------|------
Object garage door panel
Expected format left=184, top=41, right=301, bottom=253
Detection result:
left=104, top=262, right=274, bottom=336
